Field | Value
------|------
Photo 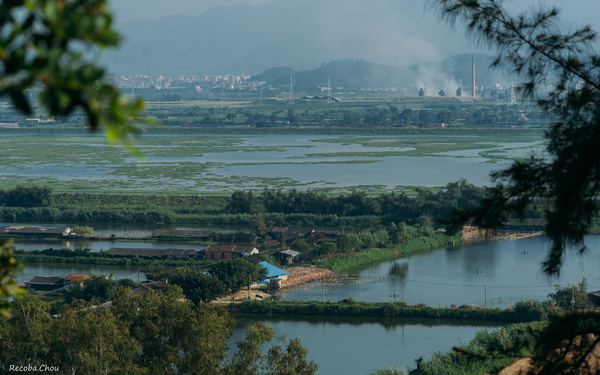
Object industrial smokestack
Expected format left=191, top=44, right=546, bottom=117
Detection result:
left=472, top=54, right=476, bottom=98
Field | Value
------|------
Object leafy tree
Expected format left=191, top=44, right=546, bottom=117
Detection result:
left=47, top=300, right=142, bottom=375
left=402, top=108, right=413, bottom=126
left=0, top=294, right=51, bottom=368
left=114, top=286, right=233, bottom=374
left=73, top=225, right=95, bottom=235
left=0, top=0, right=145, bottom=317
left=251, top=215, right=273, bottom=238
left=63, top=275, right=117, bottom=305
left=0, top=0, right=143, bottom=144
left=319, top=242, right=337, bottom=255
left=548, top=278, right=590, bottom=310
left=388, top=222, right=409, bottom=245
left=418, top=88, right=425, bottom=97
left=432, top=0, right=600, bottom=276
left=224, top=323, right=318, bottom=375
left=290, top=237, right=310, bottom=253
left=170, top=270, right=225, bottom=303
left=0, top=239, right=23, bottom=318
left=209, top=258, right=267, bottom=293
left=336, top=233, right=362, bottom=252
left=456, top=86, right=462, bottom=96
left=118, top=278, right=138, bottom=288
left=438, top=89, right=446, bottom=96
left=0, top=186, right=53, bottom=207
left=227, top=190, right=254, bottom=214
left=287, top=109, right=298, bottom=124
left=430, top=0, right=600, bottom=373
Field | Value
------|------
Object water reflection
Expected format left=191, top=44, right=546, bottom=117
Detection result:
left=388, top=261, right=409, bottom=279
left=282, top=236, right=600, bottom=307
left=231, top=314, right=506, bottom=375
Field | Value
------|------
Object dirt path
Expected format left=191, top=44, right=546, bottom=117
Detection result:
left=461, top=225, right=543, bottom=242
left=282, top=266, right=336, bottom=289
left=212, top=266, right=336, bottom=303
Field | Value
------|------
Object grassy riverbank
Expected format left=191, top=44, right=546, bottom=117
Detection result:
left=323, top=233, right=459, bottom=274
left=227, top=299, right=551, bottom=323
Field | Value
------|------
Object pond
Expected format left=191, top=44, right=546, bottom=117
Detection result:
left=230, top=315, right=506, bottom=375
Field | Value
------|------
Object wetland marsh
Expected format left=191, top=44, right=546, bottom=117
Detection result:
left=0, top=133, right=543, bottom=193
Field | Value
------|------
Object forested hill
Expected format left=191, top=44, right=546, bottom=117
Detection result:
left=251, top=54, right=512, bottom=91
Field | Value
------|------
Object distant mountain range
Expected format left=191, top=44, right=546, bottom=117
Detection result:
left=103, top=0, right=475, bottom=76
left=253, top=54, right=513, bottom=92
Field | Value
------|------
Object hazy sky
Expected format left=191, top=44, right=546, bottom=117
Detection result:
left=110, top=0, right=600, bottom=27
left=105, top=0, right=600, bottom=77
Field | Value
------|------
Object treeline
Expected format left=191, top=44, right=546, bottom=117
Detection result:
left=0, top=180, right=494, bottom=228
left=14, top=248, right=210, bottom=267
left=0, top=291, right=318, bottom=374
left=0, top=186, right=52, bottom=207
left=229, top=299, right=555, bottom=323
left=228, top=180, right=487, bottom=225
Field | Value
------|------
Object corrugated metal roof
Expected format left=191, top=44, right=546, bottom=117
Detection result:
left=259, top=262, right=289, bottom=279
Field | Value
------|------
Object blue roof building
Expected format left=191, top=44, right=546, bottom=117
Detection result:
left=259, top=261, right=290, bottom=281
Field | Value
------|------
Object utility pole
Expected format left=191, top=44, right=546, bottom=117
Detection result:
left=509, top=82, right=517, bottom=105
left=289, top=74, right=294, bottom=104
left=484, top=285, right=487, bottom=308
left=571, top=285, right=575, bottom=310
left=327, top=75, right=332, bottom=105
left=402, top=279, right=404, bottom=303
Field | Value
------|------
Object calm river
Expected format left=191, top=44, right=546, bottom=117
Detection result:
left=282, top=236, right=600, bottom=307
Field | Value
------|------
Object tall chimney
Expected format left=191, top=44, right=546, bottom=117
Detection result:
left=472, top=54, right=476, bottom=97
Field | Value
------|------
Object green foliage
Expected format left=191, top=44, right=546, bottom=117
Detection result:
left=227, top=191, right=254, bottom=214
left=1, top=288, right=317, bottom=374
left=327, top=233, right=457, bottom=273
left=388, top=222, right=409, bottom=245
left=0, top=0, right=144, bottom=144
left=433, top=0, right=600, bottom=276
left=512, top=299, right=556, bottom=322
left=251, top=215, right=273, bottom=237
left=335, top=233, right=362, bottom=252
left=73, top=225, right=95, bottom=235
left=291, top=237, right=310, bottom=253
left=170, top=270, right=225, bottom=303
left=369, top=368, right=407, bottom=375
left=409, top=322, right=547, bottom=375
left=0, top=186, right=53, bottom=207
left=0, top=239, right=23, bottom=318
left=319, top=241, right=337, bottom=255
left=63, top=275, right=117, bottom=305
left=548, top=278, right=590, bottom=309
left=209, top=258, right=268, bottom=293
left=223, top=323, right=318, bottom=375
left=231, top=299, right=539, bottom=323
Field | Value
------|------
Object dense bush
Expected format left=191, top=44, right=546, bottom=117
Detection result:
left=0, top=186, right=53, bottom=207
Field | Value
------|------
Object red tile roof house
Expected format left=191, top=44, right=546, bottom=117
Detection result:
left=205, top=244, right=259, bottom=260
left=63, top=274, right=94, bottom=287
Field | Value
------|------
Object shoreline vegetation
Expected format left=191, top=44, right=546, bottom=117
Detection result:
left=224, top=299, right=552, bottom=323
